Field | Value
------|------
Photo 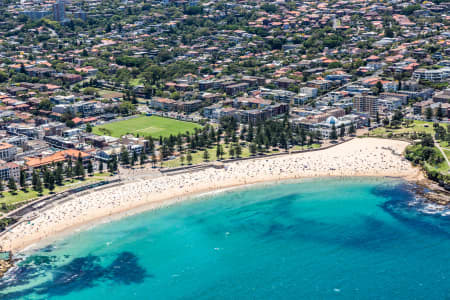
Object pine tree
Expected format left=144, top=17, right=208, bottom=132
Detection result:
left=54, top=168, right=63, bottom=186
left=180, top=154, right=185, bottom=165
left=216, top=144, right=222, bottom=160
left=250, top=143, right=257, bottom=156
left=349, top=123, right=356, bottom=135
left=186, top=151, right=193, bottom=165
left=203, top=149, right=210, bottom=162
left=330, top=124, right=338, bottom=140
left=32, top=171, right=38, bottom=190
left=87, top=160, right=93, bottom=175
left=436, top=104, right=443, bottom=121
left=120, top=146, right=130, bottom=165
left=75, top=154, right=85, bottom=179
left=20, top=169, right=26, bottom=189
left=229, top=147, right=235, bottom=158
left=339, top=125, right=345, bottom=138
left=140, top=152, right=146, bottom=165
left=35, top=176, right=43, bottom=194
left=8, top=178, right=17, bottom=193
left=48, top=174, right=55, bottom=192
left=151, top=153, right=157, bottom=168
left=132, top=151, right=138, bottom=166
left=235, top=144, right=242, bottom=158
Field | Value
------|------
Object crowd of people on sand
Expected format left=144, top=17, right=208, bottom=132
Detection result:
left=0, top=138, right=419, bottom=252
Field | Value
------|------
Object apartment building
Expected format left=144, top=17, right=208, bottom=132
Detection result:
left=353, top=95, right=378, bottom=117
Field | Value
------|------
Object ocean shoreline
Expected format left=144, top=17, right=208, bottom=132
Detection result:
left=20, top=176, right=409, bottom=255
left=0, top=138, right=423, bottom=254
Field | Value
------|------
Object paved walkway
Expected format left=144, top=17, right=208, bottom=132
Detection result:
left=434, top=137, right=450, bottom=173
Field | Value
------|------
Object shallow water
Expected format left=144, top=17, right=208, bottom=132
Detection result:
left=1, top=177, right=450, bottom=299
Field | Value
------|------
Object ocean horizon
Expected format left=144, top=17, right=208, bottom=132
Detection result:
left=1, top=177, right=450, bottom=299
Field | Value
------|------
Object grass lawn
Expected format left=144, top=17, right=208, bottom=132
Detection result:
left=0, top=176, right=104, bottom=207
left=129, top=78, right=143, bottom=87
left=163, top=144, right=321, bottom=168
left=82, top=87, right=124, bottom=100
left=425, top=160, right=449, bottom=174
left=371, top=120, right=437, bottom=137
left=93, top=115, right=203, bottom=138
left=97, top=89, right=123, bottom=99
left=444, top=149, right=450, bottom=161
left=291, top=144, right=321, bottom=151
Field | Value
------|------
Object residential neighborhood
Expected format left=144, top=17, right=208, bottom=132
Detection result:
left=0, top=0, right=448, bottom=204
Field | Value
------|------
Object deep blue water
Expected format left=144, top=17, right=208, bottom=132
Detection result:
left=1, top=177, right=450, bottom=299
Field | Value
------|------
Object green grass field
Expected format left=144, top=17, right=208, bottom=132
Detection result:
left=0, top=176, right=106, bottom=209
left=163, top=143, right=322, bottom=168
left=93, top=116, right=203, bottom=138
left=370, top=120, right=437, bottom=137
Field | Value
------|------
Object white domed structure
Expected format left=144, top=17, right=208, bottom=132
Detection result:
left=326, top=116, right=338, bottom=125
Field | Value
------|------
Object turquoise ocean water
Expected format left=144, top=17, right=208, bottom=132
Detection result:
left=1, top=177, right=450, bottom=299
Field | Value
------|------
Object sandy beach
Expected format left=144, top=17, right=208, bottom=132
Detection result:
left=0, top=138, right=422, bottom=252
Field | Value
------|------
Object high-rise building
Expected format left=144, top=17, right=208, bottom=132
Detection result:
left=353, top=95, right=378, bottom=117
left=74, top=10, right=87, bottom=21
left=53, top=1, right=65, bottom=22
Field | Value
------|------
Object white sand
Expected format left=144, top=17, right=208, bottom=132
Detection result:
left=0, top=138, right=421, bottom=252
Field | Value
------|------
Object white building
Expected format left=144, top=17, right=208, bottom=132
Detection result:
left=317, top=116, right=355, bottom=139
left=0, top=143, right=17, bottom=162
left=413, top=68, right=450, bottom=82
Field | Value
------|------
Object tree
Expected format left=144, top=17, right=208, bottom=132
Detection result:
left=229, top=147, right=235, bottom=158
left=48, top=174, right=55, bottom=192
left=349, top=123, right=356, bottom=135
left=436, top=104, right=443, bottom=121
left=375, top=81, right=384, bottom=94
left=203, top=149, right=210, bottom=162
left=20, top=169, right=26, bottom=189
left=87, top=160, right=93, bottom=175
left=75, top=154, right=85, bottom=179
left=330, top=124, right=338, bottom=140
left=383, top=117, right=390, bottom=127
left=425, top=107, right=433, bottom=120
left=99, top=161, right=104, bottom=173
left=235, top=144, right=242, bottom=158
left=250, top=143, right=257, bottom=156
left=384, top=27, right=394, bottom=38
left=0, top=71, right=8, bottom=83
left=421, top=134, right=434, bottom=147
left=120, top=146, right=130, bottom=165
left=8, top=178, right=17, bottom=194
left=180, top=154, right=185, bottom=165
left=35, top=176, right=43, bottom=194
left=151, top=153, right=157, bottom=168
left=66, top=157, right=73, bottom=179
left=339, top=125, right=345, bottom=138
left=187, top=151, right=193, bottom=165
left=140, top=152, right=146, bottom=165
left=132, top=151, right=138, bottom=166
left=376, top=112, right=380, bottom=124
left=86, top=123, right=92, bottom=133
left=32, top=171, right=38, bottom=190
left=216, top=144, right=221, bottom=160
left=54, top=167, right=63, bottom=186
